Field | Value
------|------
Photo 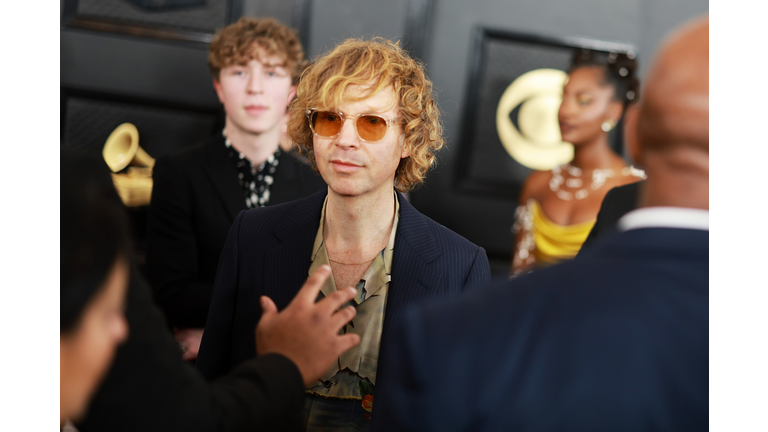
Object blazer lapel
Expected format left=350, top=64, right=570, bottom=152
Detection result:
left=383, top=192, right=442, bottom=334
left=262, top=190, right=328, bottom=309
left=203, top=135, right=247, bottom=221
left=374, top=192, right=443, bottom=390
left=258, top=190, right=443, bottom=317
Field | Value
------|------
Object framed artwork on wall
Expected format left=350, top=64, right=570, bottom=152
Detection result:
left=455, top=27, right=637, bottom=201
left=61, top=0, right=244, bottom=44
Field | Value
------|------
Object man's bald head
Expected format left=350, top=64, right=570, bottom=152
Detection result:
left=629, top=15, right=709, bottom=210
left=637, top=16, right=709, bottom=160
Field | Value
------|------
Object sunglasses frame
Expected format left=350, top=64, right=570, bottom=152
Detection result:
left=305, top=108, right=403, bottom=144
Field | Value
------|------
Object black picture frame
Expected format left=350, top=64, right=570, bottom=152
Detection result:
left=455, top=27, right=637, bottom=201
left=61, top=0, right=244, bottom=44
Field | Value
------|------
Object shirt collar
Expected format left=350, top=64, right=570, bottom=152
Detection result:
left=309, top=190, right=400, bottom=299
left=618, top=207, right=709, bottom=232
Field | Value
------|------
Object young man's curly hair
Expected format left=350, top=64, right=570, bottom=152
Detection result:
left=286, top=38, right=444, bottom=192
left=207, top=17, right=307, bottom=84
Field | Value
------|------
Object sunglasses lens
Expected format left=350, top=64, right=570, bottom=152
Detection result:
left=356, top=115, right=388, bottom=142
left=312, top=111, right=343, bottom=137
left=310, top=111, right=391, bottom=142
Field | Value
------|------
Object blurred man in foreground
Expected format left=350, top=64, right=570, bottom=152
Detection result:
left=372, top=16, right=709, bottom=432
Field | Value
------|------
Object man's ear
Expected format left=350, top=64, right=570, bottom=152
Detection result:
left=623, top=103, right=642, bottom=166
left=213, top=78, right=225, bottom=104
left=287, top=86, right=297, bottom=105
left=400, top=139, right=411, bottom=159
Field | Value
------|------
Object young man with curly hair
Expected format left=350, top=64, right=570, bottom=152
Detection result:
left=196, top=38, right=491, bottom=430
left=145, top=17, right=326, bottom=362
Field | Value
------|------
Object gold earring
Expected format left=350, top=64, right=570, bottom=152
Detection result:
left=601, top=120, right=615, bottom=132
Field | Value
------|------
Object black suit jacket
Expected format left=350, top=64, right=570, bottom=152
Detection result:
left=196, top=189, right=492, bottom=384
left=78, top=264, right=307, bottom=432
left=372, top=227, right=708, bottom=432
left=146, top=134, right=326, bottom=328
left=579, top=180, right=642, bottom=253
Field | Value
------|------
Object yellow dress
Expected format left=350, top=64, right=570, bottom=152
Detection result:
left=513, top=199, right=595, bottom=271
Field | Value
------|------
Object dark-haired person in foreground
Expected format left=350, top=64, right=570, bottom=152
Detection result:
left=197, top=38, right=491, bottom=430
left=63, top=151, right=360, bottom=432
left=372, top=16, right=708, bottom=432
left=61, top=154, right=131, bottom=426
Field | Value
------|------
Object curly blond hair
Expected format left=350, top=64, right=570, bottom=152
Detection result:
left=208, top=17, right=307, bottom=84
left=286, top=38, right=444, bottom=192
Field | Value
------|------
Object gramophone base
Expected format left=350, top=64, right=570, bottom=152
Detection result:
left=111, top=173, right=153, bottom=207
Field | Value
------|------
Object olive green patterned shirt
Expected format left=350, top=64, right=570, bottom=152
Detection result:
left=305, top=192, right=399, bottom=400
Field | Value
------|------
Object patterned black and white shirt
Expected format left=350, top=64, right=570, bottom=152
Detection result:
left=223, top=129, right=281, bottom=209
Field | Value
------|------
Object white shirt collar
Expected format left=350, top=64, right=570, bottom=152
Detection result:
left=618, top=207, right=709, bottom=232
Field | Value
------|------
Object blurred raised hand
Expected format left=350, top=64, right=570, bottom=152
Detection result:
left=256, top=265, right=361, bottom=386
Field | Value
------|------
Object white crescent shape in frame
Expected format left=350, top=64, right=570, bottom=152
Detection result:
left=496, top=68, right=574, bottom=171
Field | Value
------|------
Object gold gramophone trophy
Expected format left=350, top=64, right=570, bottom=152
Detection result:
left=103, top=123, right=155, bottom=207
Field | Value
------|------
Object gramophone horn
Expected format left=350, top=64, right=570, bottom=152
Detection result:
left=103, top=123, right=155, bottom=173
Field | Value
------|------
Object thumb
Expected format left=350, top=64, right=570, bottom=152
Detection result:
left=258, top=296, right=278, bottom=323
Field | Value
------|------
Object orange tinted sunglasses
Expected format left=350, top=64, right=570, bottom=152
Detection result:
left=305, top=109, right=402, bottom=143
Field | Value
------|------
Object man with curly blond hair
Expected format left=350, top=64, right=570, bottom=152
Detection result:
left=197, top=37, right=490, bottom=430
left=145, top=17, right=326, bottom=363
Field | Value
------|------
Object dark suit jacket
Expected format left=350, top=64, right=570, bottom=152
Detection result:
left=146, top=134, right=326, bottom=328
left=371, top=227, right=708, bottom=432
left=78, top=263, right=307, bottom=432
left=196, top=189, right=492, bottom=384
left=579, top=180, right=642, bottom=253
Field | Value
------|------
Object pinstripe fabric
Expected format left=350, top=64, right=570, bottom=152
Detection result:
left=196, top=189, right=491, bottom=384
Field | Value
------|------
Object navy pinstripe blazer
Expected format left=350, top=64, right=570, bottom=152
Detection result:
left=196, top=189, right=491, bottom=382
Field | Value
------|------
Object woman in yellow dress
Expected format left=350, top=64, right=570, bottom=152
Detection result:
left=511, top=50, right=645, bottom=276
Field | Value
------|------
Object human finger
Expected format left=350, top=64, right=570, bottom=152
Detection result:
left=293, top=265, right=332, bottom=305
left=334, top=333, right=361, bottom=354
left=330, top=303, right=357, bottom=329
left=182, top=348, right=196, bottom=361
left=257, top=296, right=278, bottom=325
left=317, top=286, right=357, bottom=315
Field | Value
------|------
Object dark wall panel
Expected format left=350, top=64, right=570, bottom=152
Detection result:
left=61, top=29, right=219, bottom=107
left=74, top=0, right=229, bottom=32
left=306, top=0, right=410, bottom=59
left=62, top=93, right=219, bottom=160
left=242, top=0, right=294, bottom=29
